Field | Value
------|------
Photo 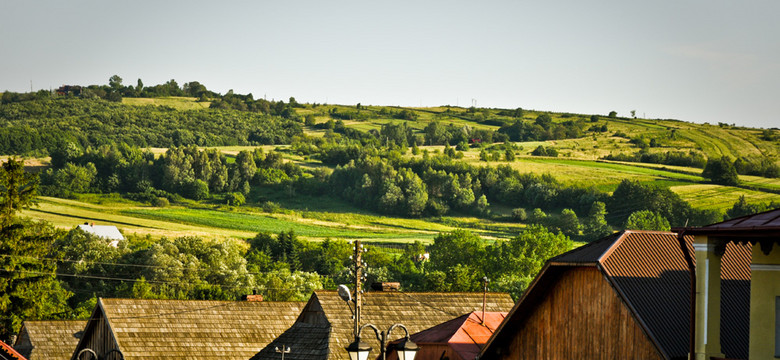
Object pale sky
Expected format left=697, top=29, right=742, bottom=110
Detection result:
left=1, top=0, right=778, bottom=128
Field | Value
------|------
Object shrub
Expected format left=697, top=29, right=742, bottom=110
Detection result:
left=225, top=192, right=245, bottom=206
left=152, top=197, right=170, bottom=207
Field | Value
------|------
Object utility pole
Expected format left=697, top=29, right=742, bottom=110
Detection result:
left=353, top=240, right=364, bottom=338
left=481, top=276, right=489, bottom=325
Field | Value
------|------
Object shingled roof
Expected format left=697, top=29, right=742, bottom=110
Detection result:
left=13, top=320, right=85, bottom=360
left=480, top=230, right=751, bottom=360
left=71, top=298, right=305, bottom=360
left=252, top=290, right=515, bottom=360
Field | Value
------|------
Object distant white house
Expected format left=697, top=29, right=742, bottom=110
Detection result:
left=77, top=223, right=124, bottom=247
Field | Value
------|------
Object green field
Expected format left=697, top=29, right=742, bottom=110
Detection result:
left=19, top=195, right=528, bottom=244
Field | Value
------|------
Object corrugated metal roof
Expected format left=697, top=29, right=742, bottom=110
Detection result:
left=90, top=298, right=305, bottom=359
left=13, top=320, right=85, bottom=360
left=602, top=231, right=750, bottom=359
left=480, top=230, right=751, bottom=360
left=252, top=291, right=515, bottom=360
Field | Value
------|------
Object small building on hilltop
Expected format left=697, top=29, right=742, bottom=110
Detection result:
left=70, top=298, right=305, bottom=360
left=12, top=320, right=85, bottom=360
left=385, top=311, right=506, bottom=360
left=251, top=290, right=515, bottom=360
left=479, top=230, right=751, bottom=360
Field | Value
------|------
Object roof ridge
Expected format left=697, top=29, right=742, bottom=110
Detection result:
left=708, top=207, right=780, bottom=227
left=549, top=231, right=622, bottom=263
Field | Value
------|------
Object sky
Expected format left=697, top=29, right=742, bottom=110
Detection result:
left=1, top=0, right=779, bottom=128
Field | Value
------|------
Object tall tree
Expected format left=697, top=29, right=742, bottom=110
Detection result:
left=0, top=159, right=71, bottom=338
left=0, top=159, right=38, bottom=224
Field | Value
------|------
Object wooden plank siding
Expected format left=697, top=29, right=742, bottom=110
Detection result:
left=499, top=267, right=663, bottom=360
left=71, top=309, right=119, bottom=360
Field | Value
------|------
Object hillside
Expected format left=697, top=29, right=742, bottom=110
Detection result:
left=2, top=94, right=779, bottom=244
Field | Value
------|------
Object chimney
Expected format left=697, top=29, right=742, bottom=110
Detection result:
left=9, top=334, right=16, bottom=345
left=370, top=282, right=400, bottom=292
left=240, top=289, right=263, bottom=302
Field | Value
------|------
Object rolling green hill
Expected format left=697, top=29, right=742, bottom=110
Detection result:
left=5, top=95, right=780, bottom=243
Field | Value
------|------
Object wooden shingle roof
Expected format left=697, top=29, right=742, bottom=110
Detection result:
left=253, top=290, right=515, bottom=360
left=480, top=230, right=751, bottom=360
left=13, top=320, right=85, bottom=360
left=75, top=298, right=305, bottom=359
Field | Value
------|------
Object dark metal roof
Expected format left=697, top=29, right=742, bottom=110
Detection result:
left=549, top=231, right=620, bottom=264
left=480, top=230, right=751, bottom=360
left=674, top=208, right=780, bottom=235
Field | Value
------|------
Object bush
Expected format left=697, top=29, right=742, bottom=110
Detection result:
left=152, top=197, right=170, bottom=207
left=512, top=208, right=528, bottom=221
left=225, top=192, right=246, bottom=206
left=531, top=145, right=558, bottom=157
left=262, top=201, right=281, bottom=213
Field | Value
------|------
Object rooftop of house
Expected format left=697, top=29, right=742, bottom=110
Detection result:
left=253, top=290, right=515, bottom=360
left=1, top=339, right=27, bottom=360
left=481, top=230, right=751, bottom=360
left=392, top=311, right=507, bottom=360
left=674, top=208, right=780, bottom=236
left=13, top=320, right=85, bottom=360
left=76, top=298, right=306, bottom=359
left=77, top=224, right=124, bottom=241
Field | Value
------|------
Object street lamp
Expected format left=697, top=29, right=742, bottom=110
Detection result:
left=275, top=345, right=290, bottom=360
left=345, top=323, right=418, bottom=360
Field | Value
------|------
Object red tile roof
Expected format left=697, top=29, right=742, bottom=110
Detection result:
left=398, top=312, right=506, bottom=360
left=1, top=340, right=27, bottom=360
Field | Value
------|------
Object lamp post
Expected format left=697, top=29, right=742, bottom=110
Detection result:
left=345, top=323, right=418, bottom=360
left=275, top=345, right=290, bottom=360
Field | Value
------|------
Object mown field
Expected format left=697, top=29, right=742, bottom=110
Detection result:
left=20, top=195, right=527, bottom=244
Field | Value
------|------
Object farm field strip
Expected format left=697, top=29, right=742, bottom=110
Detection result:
left=671, top=184, right=780, bottom=211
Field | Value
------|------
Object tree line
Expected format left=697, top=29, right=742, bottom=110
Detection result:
left=0, top=98, right=303, bottom=156
left=0, top=158, right=573, bottom=339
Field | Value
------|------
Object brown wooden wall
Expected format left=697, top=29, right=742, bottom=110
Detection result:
left=497, top=267, right=664, bottom=360
left=71, top=311, right=119, bottom=360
